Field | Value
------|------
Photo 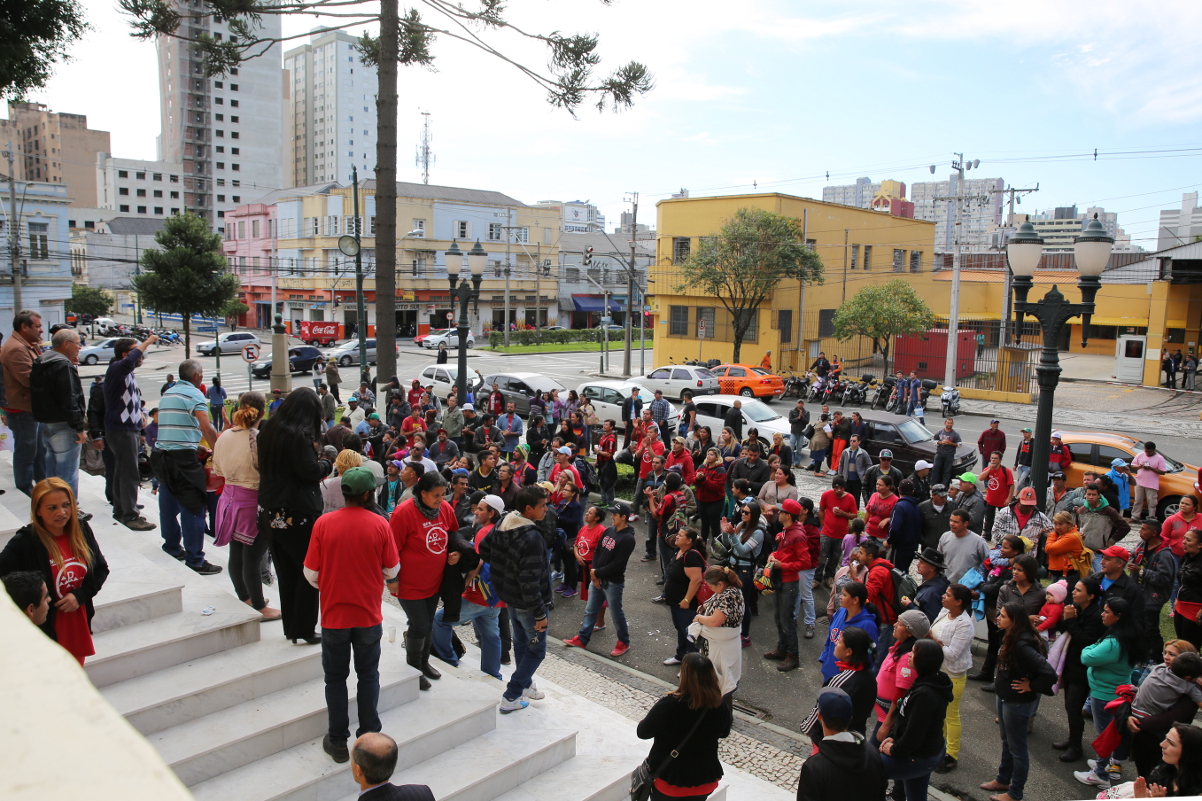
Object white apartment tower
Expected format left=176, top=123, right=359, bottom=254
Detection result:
left=157, top=7, right=285, bottom=232
left=284, top=30, right=379, bottom=188
left=909, top=174, right=1005, bottom=251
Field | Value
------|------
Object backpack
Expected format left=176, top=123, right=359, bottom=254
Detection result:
left=573, top=456, right=598, bottom=495
left=890, top=567, right=919, bottom=615
left=663, top=491, right=690, bottom=536
left=1068, top=544, right=1094, bottom=579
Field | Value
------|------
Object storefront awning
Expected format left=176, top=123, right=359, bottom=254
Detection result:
left=572, top=295, right=623, bottom=312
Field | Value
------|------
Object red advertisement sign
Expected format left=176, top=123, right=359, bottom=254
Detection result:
left=299, top=320, right=341, bottom=344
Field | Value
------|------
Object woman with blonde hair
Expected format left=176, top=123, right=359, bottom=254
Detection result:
left=0, top=478, right=109, bottom=664
left=321, top=448, right=364, bottom=514
left=1044, top=510, right=1086, bottom=582
left=691, top=565, right=745, bottom=698
left=212, top=392, right=279, bottom=621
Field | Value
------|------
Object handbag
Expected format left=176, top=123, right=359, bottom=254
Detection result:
left=630, top=708, right=708, bottom=801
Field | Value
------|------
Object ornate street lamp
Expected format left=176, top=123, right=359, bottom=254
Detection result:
left=446, top=239, right=485, bottom=401
left=1007, top=215, right=1114, bottom=507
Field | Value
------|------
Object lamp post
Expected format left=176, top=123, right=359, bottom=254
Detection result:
left=337, top=167, right=367, bottom=370
left=446, top=238, right=486, bottom=402
left=1007, top=215, right=1114, bottom=507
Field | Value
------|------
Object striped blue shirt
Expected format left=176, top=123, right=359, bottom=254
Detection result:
left=156, top=379, right=207, bottom=450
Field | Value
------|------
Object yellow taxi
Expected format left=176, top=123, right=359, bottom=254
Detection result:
left=1060, top=431, right=1199, bottom=518
left=710, top=364, right=786, bottom=399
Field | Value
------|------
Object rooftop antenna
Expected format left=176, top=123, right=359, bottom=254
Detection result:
left=415, top=111, right=435, bottom=184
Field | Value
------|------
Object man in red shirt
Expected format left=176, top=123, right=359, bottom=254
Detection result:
left=816, top=476, right=858, bottom=587
left=764, top=498, right=811, bottom=672
left=486, top=382, right=505, bottom=418
left=630, top=422, right=665, bottom=522
left=595, top=419, right=618, bottom=506
left=978, top=449, right=1015, bottom=540
left=665, top=436, right=696, bottom=485
left=400, top=407, right=427, bottom=447
left=856, top=539, right=897, bottom=665
left=548, top=445, right=583, bottom=490
left=303, top=466, right=401, bottom=765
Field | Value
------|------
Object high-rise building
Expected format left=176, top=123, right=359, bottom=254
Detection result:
left=0, top=102, right=110, bottom=207
left=157, top=7, right=284, bottom=232
left=95, top=155, right=185, bottom=219
left=536, top=199, right=605, bottom=233
left=284, top=30, right=379, bottom=188
left=1157, top=192, right=1202, bottom=252
left=822, top=177, right=878, bottom=209
left=909, top=175, right=1004, bottom=251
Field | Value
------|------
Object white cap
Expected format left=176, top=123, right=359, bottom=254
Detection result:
left=1051, top=430, right=1063, bottom=439
left=914, top=460, right=933, bottom=471
left=463, top=403, right=475, bottom=411
left=483, top=494, right=505, bottom=515
left=556, top=446, right=572, bottom=455
left=949, top=479, right=961, bottom=489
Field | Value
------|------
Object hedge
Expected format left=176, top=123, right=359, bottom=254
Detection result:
left=487, top=327, right=654, bottom=348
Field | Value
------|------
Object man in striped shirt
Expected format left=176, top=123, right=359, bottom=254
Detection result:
left=151, top=359, right=223, bottom=575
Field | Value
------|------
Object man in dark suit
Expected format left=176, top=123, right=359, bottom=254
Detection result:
left=352, top=733, right=436, bottom=800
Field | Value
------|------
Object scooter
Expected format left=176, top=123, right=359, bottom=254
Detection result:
left=941, top=385, right=962, bottom=416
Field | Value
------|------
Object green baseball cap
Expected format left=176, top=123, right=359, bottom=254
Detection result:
left=341, top=466, right=376, bottom=495
left=368, top=412, right=381, bottom=420
left=958, top=472, right=977, bottom=484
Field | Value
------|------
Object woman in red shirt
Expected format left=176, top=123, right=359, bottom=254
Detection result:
left=574, top=506, right=608, bottom=627
left=694, top=447, right=728, bottom=544
left=0, top=478, right=109, bottom=664
left=865, top=476, right=899, bottom=541
left=389, top=470, right=461, bottom=690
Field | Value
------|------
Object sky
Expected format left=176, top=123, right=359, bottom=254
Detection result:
left=14, top=0, right=1202, bottom=248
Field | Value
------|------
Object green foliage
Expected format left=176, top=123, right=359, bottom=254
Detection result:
left=132, top=212, right=240, bottom=356
left=0, top=0, right=88, bottom=100
left=674, top=207, right=823, bottom=363
left=66, top=284, right=112, bottom=319
left=486, top=327, right=653, bottom=348
left=832, top=279, right=936, bottom=374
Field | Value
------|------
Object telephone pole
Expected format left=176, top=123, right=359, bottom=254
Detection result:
left=622, top=192, right=638, bottom=378
left=4, top=143, right=23, bottom=311
left=931, top=154, right=982, bottom=388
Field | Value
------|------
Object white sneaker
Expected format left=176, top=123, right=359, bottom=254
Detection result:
left=663, top=656, right=681, bottom=666
left=499, top=696, right=530, bottom=714
left=1074, top=770, right=1110, bottom=788
left=523, top=681, right=545, bottom=700
left=1088, top=759, right=1122, bottom=778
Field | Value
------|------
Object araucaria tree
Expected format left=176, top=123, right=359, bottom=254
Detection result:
left=132, top=212, right=241, bottom=356
left=832, top=279, right=935, bottom=375
left=121, top=0, right=654, bottom=383
left=674, top=207, right=823, bottom=363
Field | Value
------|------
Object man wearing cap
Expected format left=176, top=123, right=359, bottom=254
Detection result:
left=429, top=428, right=459, bottom=468
left=619, top=387, right=642, bottom=450
left=350, top=382, right=376, bottom=414
left=764, top=497, right=810, bottom=672
left=864, top=449, right=904, bottom=507
left=1131, top=517, right=1175, bottom=660
left=345, top=397, right=366, bottom=430
left=1104, top=458, right=1131, bottom=516
left=1099, top=544, right=1145, bottom=630
left=459, top=403, right=480, bottom=452
left=991, top=486, right=1054, bottom=553
left=665, top=435, right=696, bottom=485
left=631, top=422, right=665, bottom=522
left=1048, top=430, right=1073, bottom=481
left=1013, top=427, right=1034, bottom=489
left=356, top=410, right=385, bottom=439
left=907, top=460, right=932, bottom=501
left=496, top=401, right=523, bottom=460
left=978, top=450, right=1015, bottom=540
left=268, top=387, right=285, bottom=415
left=931, top=418, right=961, bottom=488
left=919, top=484, right=953, bottom=552
left=951, top=472, right=985, bottom=532
left=649, top=389, right=672, bottom=445
left=548, top=445, right=584, bottom=491
left=1075, top=483, right=1130, bottom=573
left=302, top=466, right=400, bottom=764
left=938, top=509, right=989, bottom=584
left=836, top=434, right=872, bottom=503
left=1046, top=471, right=1074, bottom=517
left=441, top=395, right=465, bottom=448
left=378, top=461, right=406, bottom=514
left=909, top=548, right=949, bottom=623
left=796, top=688, right=887, bottom=801
left=563, top=501, right=635, bottom=657
left=978, top=419, right=1007, bottom=463
left=1131, top=441, right=1167, bottom=523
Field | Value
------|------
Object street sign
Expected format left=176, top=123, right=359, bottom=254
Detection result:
left=446, top=311, right=454, bottom=321
left=241, top=343, right=260, bottom=363
left=698, top=320, right=706, bottom=337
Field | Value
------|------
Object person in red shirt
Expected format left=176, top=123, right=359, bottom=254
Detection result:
left=406, top=379, right=424, bottom=408
left=400, top=407, right=427, bottom=447
left=631, top=423, right=666, bottom=521
left=595, top=420, right=619, bottom=506
left=389, top=470, right=461, bottom=691
left=548, top=445, right=584, bottom=490
left=763, top=498, right=811, bottom=672
left=1049, top=430, right=1073, bottom=476
left=864, top=476, right=899, bottom=542
left=486, top=383, right=505, bottom=418
left=574, top=504, right=608, bottom=614
left=665, top=436, right=697, bottom=486
left=817, top=477, right=858, bottom=586
left=302, top=466, right=401, bottom=763
left=978, top=450, right=1015, bottom=540
left=856, top=538, right=898, bottom=665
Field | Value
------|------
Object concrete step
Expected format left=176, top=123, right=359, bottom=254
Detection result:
left=490, top=754, right=637, bottom=801
left=189, top=693, right=500, bottom=801
left=154, top=668, right=420, bottom=787
left=100, top=637, right=324, bottom=735
left=86, top=585, right=262, bottom=688
left=0, top=496, right=23, bottom=550
left=90, top=546, right=184, bottom=634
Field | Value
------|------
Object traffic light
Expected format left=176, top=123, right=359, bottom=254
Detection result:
left=583, top=247, right=593, bottom=267
left=333, top=297, right=341, bottom=308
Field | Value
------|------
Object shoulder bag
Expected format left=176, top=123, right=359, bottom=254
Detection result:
left=630, top=708, right=708, bottom=801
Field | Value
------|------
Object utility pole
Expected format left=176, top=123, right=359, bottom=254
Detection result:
left=622, top=192, right=637, bottom=378
left=796, top=209, right=809, bottom=368
left=5, top=143, right=22, bottom=311
left=931, top=154, right=979, bottom=388
left=134, top=234, right=143, bottom=325
left=415, top=111, right=434, bottom=185
left=534, top=241, right=541, bottom=338
left=841, top=228, right=849, bottom=303
left=352, top=167, right=368, bottom=370
left=504, top=208, right=512, bottom=347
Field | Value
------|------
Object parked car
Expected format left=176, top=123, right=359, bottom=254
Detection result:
left=691, top=395, right=790, bottom=448
left=481, top=372, right=567, bottom=417
left=417, top=364, right=486, bottom=400
left=327, top=338, right=396, bottom=366
left=542, top=325, right=568, bottom=331
left=577, top=380, right=678, bottom=436
left=196, top=331, right=261, bottom=357
left=851, top=411, right=977, bottom=476
left=79, top=337, right=120, bottom=366
left=422, top=328, right=476, bottom=350
left=641, top=365, right=720, bottom=400
left=1060, top=432, right=1199, bottom=518
left=92, top=317, right=116, bottom=330
left=251, top=346, right=324, bottom=379
left=709, top=364, right=786, bottom=399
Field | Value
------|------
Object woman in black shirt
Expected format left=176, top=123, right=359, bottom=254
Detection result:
left=663, top=527, right=706, bottom=667
left=637, top=652, right=732, bottom=801
left=1053, top=577, right=1106, bottom=762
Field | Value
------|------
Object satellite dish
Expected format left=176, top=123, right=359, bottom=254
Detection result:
left=929, top=165, right=936, bottom=174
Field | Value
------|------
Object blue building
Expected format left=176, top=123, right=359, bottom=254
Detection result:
left=0, top=180, right=74, bottom=333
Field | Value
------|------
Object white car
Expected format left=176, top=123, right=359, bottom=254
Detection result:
left=577, top=380, right=678, bottom=435
left=417, top=364, right=485, bottom=400
left=196, top=331, right=260, bottom=356
left=79, top=337, right=120, bottom=365
left=641, top=365, right=720, bottom=400
left=422, top=328, right=476, bottom=350
left=691, top=394, right=790, bottom=447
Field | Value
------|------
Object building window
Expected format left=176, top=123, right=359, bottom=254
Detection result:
left=818, top=309, right=837, bottom=338
left=488, top=222, right=502, bottom=241
left=119, top=204, right=129, bottom=212
left=137, top=205, right=147, bottom=214
left=669, top=305, right=689, bottom=336
left=170, top=191, right=179, bottom=199
left=777, top=309, right=793, bottom=342
left=515, top=227, right=529, bottom=244
left=672, top=237, right=691, bottom=263
left=455, top=220, right=469, bottom=239
left=136, top=171, right=145, bottom=179
left=118, top=170, right=128, bottom=178
left=214, top=97, right=223, bottom=105
left=215, top=114, right=223, bottom=121
left=216, top=130, right=224, bottom=137
left=326, top=215, right=338, bottom=235
left=230, top=83, right=238, bottom=91
left=863, top=245, right=873, bottom=271
left=232, top=163, right=240, bottom=170
left=238, top=221, right=246, bottom=238
left=544, top=227, right=552, bottom=245
left=27, top=223, right=48, bottom=260
left=369, top=216, right=377, bottom=235
left=230, top=99, right=238, bottom=107
left=410, top=219, right=425, bottom=236
left=252, top=220, right=260, bottom=238
left=697, top=307, right=716, bottom=338
left=118, top=187, right=129, bottom=196
left=216, top=146, right=224, bottom=153
left=136, top=188, right=146, bottom=197
left=153, top=190, right=163, bottom=198
left=154, top=207, right=164, bottom=215
left=311, top=217, right=320, bottom=236
left=231, top=116, right=238, bottom=123
left=909, top=250, right=922, bottom=273
left=892, top=249, right=905, bottom=272
left=171, top=208, right=179, bottom=215
left=231, top=131, right=239, bottom=139
left=217, top=195, right=225, bottom=202
left=153, top=173, right=162, bottom=181
left=231, top=148, right=239, bottom=155
left=850, top=244, right=859, bottom=270
left=232, top=196, right=239, bottom=203
left=216, top=162, right=224, bottom=169
left=170, top=175, right=179, bottom=183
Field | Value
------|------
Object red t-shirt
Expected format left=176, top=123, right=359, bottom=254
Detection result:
left=389, top=498, right=460, bottom=599
left=638, top=440, right=665, bottom=479
left=51, top=536, right=93, bottom=664
left=597, top=432, right=617, bottom=463
left=549, top=461, right=584, bottom=490
left=401, top=416, right=427, bottom=445
left=304, top=507, right=400, bottom=629
left=820, top=489, right=858, bottom=539
left=575, top=523, right=607, bottom=562
left=462, top=524, right=505, bottom=609
left=983, top=466, right=1015, bottom=508
left=865, top=492, right=898, bottom=540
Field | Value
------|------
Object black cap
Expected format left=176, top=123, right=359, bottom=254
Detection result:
left=610, top=500, right=632, bottom=517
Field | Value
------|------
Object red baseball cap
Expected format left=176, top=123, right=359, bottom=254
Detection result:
left=1099, top=545, right=1130, bottom=561
left=781, top=499, right=802, bottom=516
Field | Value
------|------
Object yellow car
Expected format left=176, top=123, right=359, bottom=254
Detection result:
left=1060, top=432, right=1199, bottom=518
left=710, top=364, right=785, bottom=399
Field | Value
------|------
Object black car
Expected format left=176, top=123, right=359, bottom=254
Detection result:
left=251, top=346, right=324, bottom=378
left=853, top=411, right=978, bottom=476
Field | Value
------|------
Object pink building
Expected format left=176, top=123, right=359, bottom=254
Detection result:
left=222, top=203, right=276, bottom=327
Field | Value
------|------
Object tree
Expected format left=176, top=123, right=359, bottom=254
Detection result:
left=673, top=207, right=823, bottom=363
left=220, top=299, right=250, bottom=329
left=121, top=0, right=653, bottom=383
left=1, top=0, right=88, bottom=101
left=831, top=279, right=936, bottom=375
left=66, top=284, right=113, bottom=319
left=132, top=212, right=240, bottom=356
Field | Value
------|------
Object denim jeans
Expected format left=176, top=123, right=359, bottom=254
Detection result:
left=321, top=623, right=383, bottom=741
left=876, top=625, right=896, bottom=669
left=42, top=422, right=82, bottom=498
left=8, top=410, right=46, bottom=496
left=789, top=433, right=806, bottom=465
left=996, top=696, right=1038, bottom=800
left=774, top=580, right=800, bottom=655
left=578, top=580, right=629, bottom=646
left=432, top=599, right=502, bottom=680
left=669, top=603, right=699, bottom=660
left=794, top=568, right=816, bottom=626
left=1091, top=694, right=1130, bottom=769
left=879, top=749, right=942, bottom=801
left=158, top=482, right=207, bottom=568
left=932, top=452, right=955, bottom=490
left=1015, top=465, right=1031, bottom=489
left=505, top=606, right=547, bottom=702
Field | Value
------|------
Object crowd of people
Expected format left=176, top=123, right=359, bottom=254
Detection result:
left=2, top=310, right=1202, bottom=801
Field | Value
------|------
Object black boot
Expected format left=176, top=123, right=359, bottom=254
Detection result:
left=451, top=632, right=467, bottom=659
left=1060, top=745, right=1084, bottom=762
left=404, top=633, right=431, bottom=691
left=420, top=635, right=442, bottom=681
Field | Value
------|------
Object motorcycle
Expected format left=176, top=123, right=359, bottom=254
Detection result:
left=822, top=377, right=848, bottom=405
left=807, top=374, right=828, bottom=402
left=940, top=385, right=962, bottom=416
left=841, top=374, right=873, bottom=406
left=880, top=376, right=903, bottom=412
left=782, top=371, right=810, bottom=399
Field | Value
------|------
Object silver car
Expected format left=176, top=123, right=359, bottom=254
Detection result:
left=641, top=365, right=720, bottom=400
left=79, top=337, right=120, bottom=366
left=327, top=338, right=397, bottom=366
left=196, top=331, right=260, bottom=356
left=482, top=372, right=567, bottom=417
left=577, top=380, right=678, bottom=435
